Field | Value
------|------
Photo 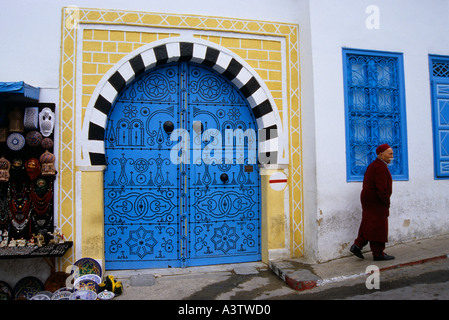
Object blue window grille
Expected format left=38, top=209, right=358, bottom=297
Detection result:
left=343, top=48, right=408, bottom=181
left=429, top=55, right=449, bottom=179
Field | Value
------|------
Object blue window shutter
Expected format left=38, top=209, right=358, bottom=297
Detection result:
left=343, top=48, right=408, bottom=181
left=430, top=55, right=449, bottom=178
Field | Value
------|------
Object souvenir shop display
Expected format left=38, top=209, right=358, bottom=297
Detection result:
left=0, top=255, right=124, bottom=299
left=0, top=103, right=76, bottom=300
left=0, top=104, right=57, bottom=247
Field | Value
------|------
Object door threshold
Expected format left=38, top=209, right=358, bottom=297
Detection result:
left=105, top=261, right=267, bottom=279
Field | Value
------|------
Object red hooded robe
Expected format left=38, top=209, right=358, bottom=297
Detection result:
left=357, top=158, right=392, bottom=243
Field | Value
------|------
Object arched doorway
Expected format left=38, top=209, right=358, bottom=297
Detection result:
left=104, top=61, right=261, bottom=269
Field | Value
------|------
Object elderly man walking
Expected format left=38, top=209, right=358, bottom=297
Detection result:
left=350, top=144, right=395, bottom=261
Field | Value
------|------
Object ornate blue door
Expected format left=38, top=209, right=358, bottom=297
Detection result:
left=104, top=62, right=261, bottom=269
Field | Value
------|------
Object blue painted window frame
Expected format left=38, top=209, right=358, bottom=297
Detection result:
left=343, top=48, right=408, bottom=182
left=429, top=55, right=449, bottom=179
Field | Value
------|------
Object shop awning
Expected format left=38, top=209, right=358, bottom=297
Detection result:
left=0, top=81, right=40, bottom=102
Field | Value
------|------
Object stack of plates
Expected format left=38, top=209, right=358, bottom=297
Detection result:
left=69, top=257, right=103, bottom=300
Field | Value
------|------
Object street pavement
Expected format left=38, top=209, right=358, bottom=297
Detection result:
left=107, top=233, right=449, bottom=300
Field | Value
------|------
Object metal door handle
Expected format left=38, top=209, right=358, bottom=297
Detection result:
left=220, top=173, right=229, bottom=183
left=163, top=121, right=174, bottom=134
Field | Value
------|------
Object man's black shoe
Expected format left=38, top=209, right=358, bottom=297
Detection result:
left=373, top=253, right=395, bottom=261
left=350, top=244, right=364, bottom=259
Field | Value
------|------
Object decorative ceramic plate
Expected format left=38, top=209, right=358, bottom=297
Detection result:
left=7, top=133, right=25, bottom=151
left=0, top=281, right=13, bottom=300
left=74, top=274, right=102, bottom=285
left=53, top=286, right=73, bottom=294
left=69, top=290, right=97, bottom=300
left=14, top=276, right=44, bottom=300
left=37, top=290, right=53, bottom=298
left=30, top=293, right=50, bottom=300
left=98, top=290, right=115, bottom=300
left=51, top=290, right=72, bottom=300
left=72, top=258, right=102, bottom=279
left=74, top=279, right=99, bottom=293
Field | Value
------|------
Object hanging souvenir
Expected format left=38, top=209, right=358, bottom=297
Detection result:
left=8, top=107, right=24, bottom=133
left=26, top=130, right=43, bottom=147
left=30, top=178, right=53, bottom=236
left=39, top=107, right=55, bottom=137
left=9, top=165, right=32, bottom=236
left=24, top=107, right=39, bottom=129
left=0, top=157, right=10, bottom=182
left=0, top=183, right=9, bottom=231
left=25, top=158, right=41, bottom=180
left=10, top=158, right=27, bottom=187
left=40, top=150, right=56, bottom=176
left=41, top=137, right=53, bottom=150
left=0, top=127, right=7, bottom=143
left=7, top=133, right=25, bottom=151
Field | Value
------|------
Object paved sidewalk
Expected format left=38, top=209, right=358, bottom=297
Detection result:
left=269, top=233, right=449, bottom=291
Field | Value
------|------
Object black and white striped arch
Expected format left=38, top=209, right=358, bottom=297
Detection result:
left=81, top=38, right=282, bottom=167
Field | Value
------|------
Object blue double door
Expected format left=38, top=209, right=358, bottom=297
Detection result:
left=104, top=62, right=261, bottom=269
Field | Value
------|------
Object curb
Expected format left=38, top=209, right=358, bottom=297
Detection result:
left=268, top=261, right=320, bottom=292
left=269, top=254, right=449, bottom=292
left=378, top=254, right=449, bottom=272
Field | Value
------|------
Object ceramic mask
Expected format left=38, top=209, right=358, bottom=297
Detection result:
left=39, top=108, right=55, bottom=137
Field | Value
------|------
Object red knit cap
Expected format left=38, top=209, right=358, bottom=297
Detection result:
left=376, top=143, right=391, bottom=154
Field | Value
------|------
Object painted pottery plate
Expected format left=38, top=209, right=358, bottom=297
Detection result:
left=74, top=279, right=99, bottom=293
left=53, top=286, right=73, bottom=294
left=72, top=257, right=102, bottom=278
left=98, top=290, right=115, bottom=300
left=69, top=289, right=97, bottom=300
left=74, top=274, right=101, bottom=285
left=7, top=133, right=25, bottom=151
left=30, top=293, right=50, bottom=300
left=51, top=290, right=72, bottom=300
left=0, top=280, right=13, bottom=300
left=36, top=290, right=52, bottom=298
left=14, top=276, right=44, bottom=300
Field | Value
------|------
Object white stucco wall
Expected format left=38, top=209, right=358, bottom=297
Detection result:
left=306, top=0, right=449, bottom=262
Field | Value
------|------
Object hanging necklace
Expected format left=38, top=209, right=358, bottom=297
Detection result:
left=0, top=184, right=9, bottom=228
left=30, top=179, right=53, bottom=215
left=8, top=181, right=31, bottom=231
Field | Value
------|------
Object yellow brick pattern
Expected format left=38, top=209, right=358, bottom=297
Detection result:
left=82, top=30, right=179, bottom=113
left=194, top=35, right=283, bottom=120
left=60, top=7, right=303, bottom=270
